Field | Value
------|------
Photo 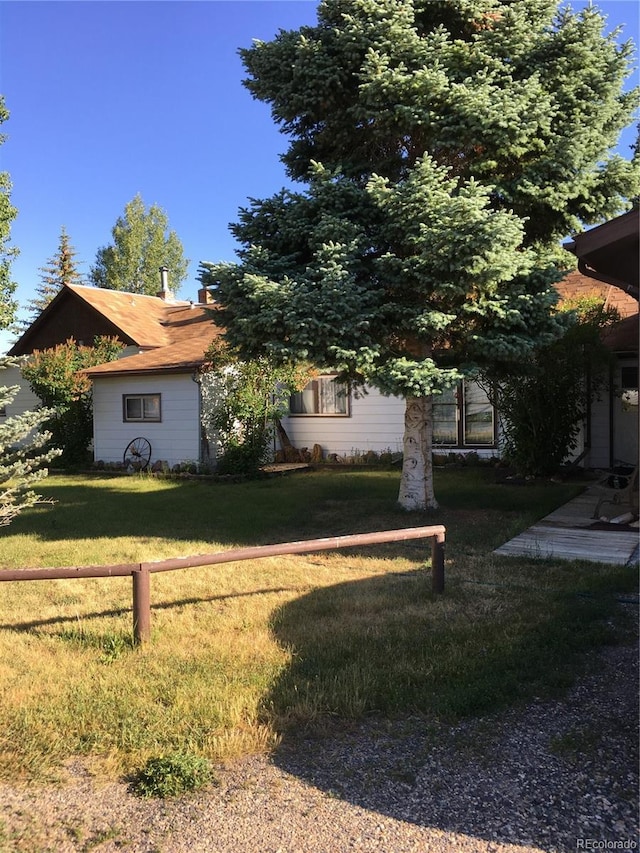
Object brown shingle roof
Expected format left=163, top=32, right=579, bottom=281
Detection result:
left=555, top=271, right=638, bottom=319
left=554, top=270, right=638, bottom=354
left=8, top=283, right=198, bottom=355
left=65, top=284, right=185, bottom=348
left=84, top=303, right=222, bottom=376
left=600, top=314, right=639, bottom=354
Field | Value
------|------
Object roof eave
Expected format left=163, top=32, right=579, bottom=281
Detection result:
left=84, top=361, right=206, bottom=378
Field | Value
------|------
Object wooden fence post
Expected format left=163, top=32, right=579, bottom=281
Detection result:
left=132, top=566, right=151, bottom=644
left=431, top=532, right=445, bottom=593
left=1, top=524, right=446, bottom=641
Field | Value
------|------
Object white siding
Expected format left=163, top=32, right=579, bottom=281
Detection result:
left=613, top=359, right=638, bottom=466
left=91, top=374, right=201, bottom=468
left=582, top=359, right=638, bottom=470
left=0, top=364, right=42, bottom=416
left=281, top=387, right=493, bottom=460
left=588, top=395, right=611, bottom=469
left=282, top=386, right=406, bottom=458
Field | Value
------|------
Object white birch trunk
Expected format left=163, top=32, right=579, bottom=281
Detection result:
left=398, top=395, right=438, bottom=511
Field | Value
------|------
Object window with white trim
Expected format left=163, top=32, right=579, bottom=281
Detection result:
left=123, top=394, right=161, bottom=423
left=433, top=381, right=495, bottom=447
left=289, top=376, right=349, bottom=416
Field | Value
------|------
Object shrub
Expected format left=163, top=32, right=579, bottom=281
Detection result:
left=22, top=337, right=123, bottom=468
left=130, top=753, right=216, bottom=798
left=201, top=339, right=311, bottom=476
left=485, top=298, right=619, bottom=477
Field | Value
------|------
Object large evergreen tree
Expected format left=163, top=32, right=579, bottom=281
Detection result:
left=90, top=194, right=188, bottom=295
left=200, top=0, right=639, bottom=510
left=0, top=97, right=18, bottom=330
left=19, top=226, right=84, bottom=331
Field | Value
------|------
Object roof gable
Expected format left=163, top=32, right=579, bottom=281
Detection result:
left=8, top=284, right=192, bottom=356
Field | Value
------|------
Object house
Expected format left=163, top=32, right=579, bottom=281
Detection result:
left=6, top=276, right=495, bottom=468
left=279, top=375, right=496, bottom=461
left=7, top=277, right=222, bottom=469
left=280, top=211, right=638, bottom=468
left=564, top=208, right=639, bottom=468
left=278, top=271, right=638, bottom=468
left=5, top=222, right=637, bottom=472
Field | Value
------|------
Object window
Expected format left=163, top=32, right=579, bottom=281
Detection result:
left=433, top=381, right=495, bottom=447
left=290, top=376, right=349, bottom=416
left=123, top=394, right=161, bottom=423
left=620, top=365, right=638, bottom=411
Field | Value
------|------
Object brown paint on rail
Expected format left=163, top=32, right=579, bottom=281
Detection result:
left=0, top=525, right=446, bottom=643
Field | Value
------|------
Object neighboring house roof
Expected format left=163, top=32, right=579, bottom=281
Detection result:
left=564, top=208, right=639, bottom=300
left=555, top=269, right=639, bottom=355
left=555, top=270, right=638, bottom=319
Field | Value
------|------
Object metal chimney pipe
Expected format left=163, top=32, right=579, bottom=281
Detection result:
left=159, top=266, right=170, bottom=294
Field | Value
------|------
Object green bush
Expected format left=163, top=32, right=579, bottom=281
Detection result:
left=486, top=298, right=619, bottom=477
left=130, top=752, right=216, bottom=798
left=22, top=336, right=124, bottom=469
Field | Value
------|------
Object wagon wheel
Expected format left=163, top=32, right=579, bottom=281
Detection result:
left=123, top=437, right=152, bottom=471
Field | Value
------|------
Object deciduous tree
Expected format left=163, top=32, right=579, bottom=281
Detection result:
left=0, top=102, right=60, bottom=521
left=200, top=338, right=311, bottom=475
left=0, top=97, right=18, bottom=330
left=486, top=297, right=621, bottom=477
left=22, top=337, right=124, bottom=468
left=200, top=0, right=639, bottom=509
left=90, top=194, right=188, bottom=295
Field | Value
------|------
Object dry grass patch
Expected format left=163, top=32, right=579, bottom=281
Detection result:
left=0, top=470, right=634, bottom=783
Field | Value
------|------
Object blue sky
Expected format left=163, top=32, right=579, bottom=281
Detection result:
left=0, top=0, right=638, bottom=354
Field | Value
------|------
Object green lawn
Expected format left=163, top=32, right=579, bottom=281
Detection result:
left=0, top=468, right=635, bottom=783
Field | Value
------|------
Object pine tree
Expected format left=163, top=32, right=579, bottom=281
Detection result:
left=200, top=0, right=639, bottom=509
left=20, top=226, right=84, bottom=331
left=90, top=194, right=188, bottom=295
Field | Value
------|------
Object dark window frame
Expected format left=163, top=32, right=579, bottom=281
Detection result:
left=432, top=381, right=496, bottom=449
left=122, top=393, right=162, bottom=423
left=289, top=376, right=350, bottom=417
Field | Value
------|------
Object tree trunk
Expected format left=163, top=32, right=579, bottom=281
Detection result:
left=398, top=396, right=438, bottom=511
left=275, top=417, right=301, bottom=462
left=275, top=417, right=293, bottom=450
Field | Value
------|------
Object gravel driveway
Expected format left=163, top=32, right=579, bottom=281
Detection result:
left=1, top=639, right=637, bottom=853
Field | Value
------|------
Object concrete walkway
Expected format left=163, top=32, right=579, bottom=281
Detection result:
left=494, top=486, right=639, bottom=565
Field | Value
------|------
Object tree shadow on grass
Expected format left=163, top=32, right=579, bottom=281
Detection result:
left=264, top=571, right=638, bottom=852
left=0, top=587, right=298, bottom=633
left=12, top=472, right=421, bottom=552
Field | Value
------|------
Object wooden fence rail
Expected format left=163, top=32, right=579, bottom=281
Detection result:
left=0, top=525, right=446, bottom=644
